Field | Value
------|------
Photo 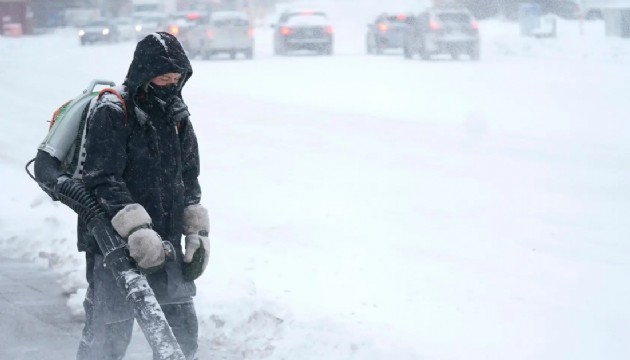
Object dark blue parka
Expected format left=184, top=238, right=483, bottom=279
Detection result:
left=81, top=32, right=201, bottom=309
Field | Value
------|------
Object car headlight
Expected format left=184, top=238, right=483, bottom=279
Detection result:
left=78, top=29, right=85, bottom=36
left=135, top=25, right=142, bottom=32
left=102, top=28, right=110, bottom=35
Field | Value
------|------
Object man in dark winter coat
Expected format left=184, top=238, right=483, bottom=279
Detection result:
left=77, top=32, right=210, bottom=360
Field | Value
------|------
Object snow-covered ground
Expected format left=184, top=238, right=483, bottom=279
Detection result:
left=1, top=4, right=630, bottom=359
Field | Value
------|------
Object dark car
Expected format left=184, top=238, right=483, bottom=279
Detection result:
left=403, top=8, right=480, bottom=61
left=78, top=19, right=119, bottom=45
left=272, top=9, right=334, bottom=55
left=366, top=13, right=412, bottom=54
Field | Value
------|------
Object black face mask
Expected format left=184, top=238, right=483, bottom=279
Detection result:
left=148, top=83, right=179, bottom=102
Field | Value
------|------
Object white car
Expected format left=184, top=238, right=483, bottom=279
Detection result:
left=115, top=17, right=136, bottom=41
left=185, top=11, right=254, bottom=60
left=272, top=9, right=334, bottom=55
left=134, top=14, right=167, bottom=40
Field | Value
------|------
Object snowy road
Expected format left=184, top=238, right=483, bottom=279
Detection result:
left=0, top=257, right=80, bottom=360
left=0, top=257, right=218, bottom=359
left=2, top=15, right=630, bottom=360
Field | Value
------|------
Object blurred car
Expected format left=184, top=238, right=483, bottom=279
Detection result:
left=78, top=19, right=120, bottom=45
left=134, top=14, right=168, bottom=40
left=164, top=11, right=209, bottom=52
left=366, top=13, right=411, bottom=54
left=272, top=9, right=333, bottom=55
left=114, top=17, right=136, bottom=41
left=186, top=11, right=254, bottom=60
left=403, top=8, right=480, bottom=61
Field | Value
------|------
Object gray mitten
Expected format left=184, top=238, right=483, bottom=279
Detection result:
left=182, top=204, right=210, bottom=281
left=112, top=204, right=165, bottom=272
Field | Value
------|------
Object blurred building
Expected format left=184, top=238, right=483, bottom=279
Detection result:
left=0, top=0, right=33, bottom=35
left=600, top=0, right=630, bottom=37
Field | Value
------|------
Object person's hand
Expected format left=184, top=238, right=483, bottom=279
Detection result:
left=127, top=228, right=165, bottom=272
left=182, top=204, right=210, bottom=281
left=111, top=204, right=165, bottom=272
left=167, top=96, right=190, bottom=123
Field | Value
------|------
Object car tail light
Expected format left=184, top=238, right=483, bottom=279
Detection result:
left=301, top=10, right=314, bottom=15
left=429, top=20, right=441, bottom=31
left=169, top=25, right=179, bottom=36
left=280, top=26, right=293, bottom=36
left=207, top=30, right=214, bottom=39
left=378, top=23, right=388, bottom=32
left=397, top=14, right=407, bottom=21
left=471, top=20, right=479, bottom=30
left=247, top=28, right=254, bottom=37
left=187, top=12, right=201, bottom=20
left=325, top=26, right=334, bottom=35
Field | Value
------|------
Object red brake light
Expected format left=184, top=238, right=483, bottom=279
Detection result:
left=429, top=20, right=441, bottom=31
left=187, top=12, right=201, bottom=20
left=471, top=20, right=479, bottom=30
left=325, top=26, right=334, bottom=35
left=247, top=28, right=254, bottom=37
left=206, top=30, right=214, bottom=38
left=280, top=26, right=293, bottom=36
left=397, top=14, right=407, bottom=21
left=377, top=23, right=388, bottom=32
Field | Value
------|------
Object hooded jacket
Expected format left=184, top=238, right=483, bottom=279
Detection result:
left=81, top=32, right=201, bottom=306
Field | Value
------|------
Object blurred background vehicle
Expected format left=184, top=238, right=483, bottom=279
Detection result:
left=272, top=9, right=334, bottom=56
left=115, top=17, right=137, bottom=41
left=403, top=8, right=480, bottom=61
left=366, top=13, right=412, bottom=55
left=186, top=11, right=254, bottom=60
left=549, top=0, right=601, bottom=20
left=163, top=11, right=208, bottom=51
left=78, top=18, right=120, bottom=45
left=131, top=0, right=176, bottom=19
left=134, top=14, right=167, bottom=40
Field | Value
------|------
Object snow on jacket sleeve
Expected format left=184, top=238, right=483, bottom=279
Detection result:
left=82, top=101, right=135, bottom=218
left=179, top=118, right=202, bottom=207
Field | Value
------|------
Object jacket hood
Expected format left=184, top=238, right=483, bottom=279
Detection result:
left=123, top=32, right=193, bottom=101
